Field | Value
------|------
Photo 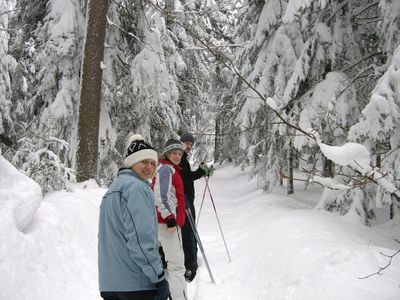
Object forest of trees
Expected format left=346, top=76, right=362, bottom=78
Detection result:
left=0, top=0, right=399, bottom=224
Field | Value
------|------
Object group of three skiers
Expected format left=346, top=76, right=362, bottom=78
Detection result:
left=98, top=133, right=212, bottom=300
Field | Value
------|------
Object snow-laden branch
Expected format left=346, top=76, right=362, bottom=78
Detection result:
left=312, top=175, right=351, bottom=190
left=313, top=133, right=400, bottom=203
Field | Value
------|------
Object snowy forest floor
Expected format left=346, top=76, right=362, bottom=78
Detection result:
left=188, top=164, right=400, bottom=300
left=1, top=163, right=400, bottom=299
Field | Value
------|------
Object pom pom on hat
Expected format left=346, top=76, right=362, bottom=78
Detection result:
left=123, top=134, right=158, bottom=168
left=126, top=134, right=146, bottom=146
left=162, top=138, right=185, bottom=155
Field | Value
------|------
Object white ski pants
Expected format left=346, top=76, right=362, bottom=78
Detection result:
left=158, top=224, right=187, bottom=300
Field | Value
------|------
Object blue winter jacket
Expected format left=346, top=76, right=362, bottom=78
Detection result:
left=98, top=168, right=164, bottom=292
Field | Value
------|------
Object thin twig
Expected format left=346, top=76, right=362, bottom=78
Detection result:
left=359, top=242, right=400, bottom=279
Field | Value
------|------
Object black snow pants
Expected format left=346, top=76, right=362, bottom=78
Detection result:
left=182, top=196, right=198, bottom=272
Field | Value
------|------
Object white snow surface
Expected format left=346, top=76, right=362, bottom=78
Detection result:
left=1, top=159, right=400, bottom=299
left=0, top=155, right=42, bottom=232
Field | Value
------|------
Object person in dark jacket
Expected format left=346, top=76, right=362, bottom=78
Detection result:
left=179, top=133, right=210, bottom=282
left=98, top=134, right=170, bottom=300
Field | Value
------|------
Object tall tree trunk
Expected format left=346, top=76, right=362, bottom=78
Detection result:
left=75, top=0, right=109, bottom=182
left=378, top=148, right=396, bottom=220
left=279, top=166, right=284, bottom=186
left=214, top=116, right=220, bottom=162
left=389, top=200, right=395, bottom=220
left=287, top=139, right=294, bottom=195
left=322, top=155, right=334, bottom=178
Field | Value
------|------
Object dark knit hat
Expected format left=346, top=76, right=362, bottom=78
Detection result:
left=162, top=138, right=185, bottom=155
left=123, top=134, right=158, bottom=168
left=180, top=133, right=195, bottom=144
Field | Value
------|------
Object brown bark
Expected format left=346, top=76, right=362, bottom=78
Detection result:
left=76, top=0, right=109, bottom=182
left=287, top=140, right=294, bottom=195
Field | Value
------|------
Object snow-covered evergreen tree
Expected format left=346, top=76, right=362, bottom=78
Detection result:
left=347, top=43, right=400, bottom=220
left=220, top=0, right=392, bottom=204
left=315, top=1, right=400, bottom=222
left=0, top=0, right=14, bottom=151
left=98, top=0, right=236, bottom=182
left=170, top=0, right=238, bottom=164
left=3, top=0, right=399, bottom=211
left=99, top=0, right=185, bottom=169
left=7, top=0, right=85, bottom=191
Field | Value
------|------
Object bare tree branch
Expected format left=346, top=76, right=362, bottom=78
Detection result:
left=359, top=240, right=400, bottom=279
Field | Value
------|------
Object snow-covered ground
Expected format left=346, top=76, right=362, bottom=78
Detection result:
left=1, top=156, right=399, bottom=299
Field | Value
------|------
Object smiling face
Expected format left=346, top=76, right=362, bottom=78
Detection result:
left=183, top=142, right=193, bottom=154
left=131, top=159, right=156, bottom=180
left=166, top=149, right=183, bottom=165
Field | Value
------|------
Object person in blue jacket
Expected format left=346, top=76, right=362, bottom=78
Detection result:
left=98, top=134, right=170, bottom=300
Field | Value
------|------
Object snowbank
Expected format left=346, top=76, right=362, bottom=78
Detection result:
left=0, top=154, right=42, bottom=231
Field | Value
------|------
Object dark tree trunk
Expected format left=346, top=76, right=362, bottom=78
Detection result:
left=322, top=155, right=334, bottom=178
left=287, top=140, right=294, bottom=195
left=214, top=116, right=220, bottom=162
left=75, top=0, right=109, bottom=182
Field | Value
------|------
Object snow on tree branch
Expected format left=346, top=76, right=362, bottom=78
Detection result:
left=314, top=135, right=400, bottom=203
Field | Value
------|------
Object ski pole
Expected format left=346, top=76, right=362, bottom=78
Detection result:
left=206, top=182, right=232, bottom=263
left=196, top=176, right=209, bottom=226
left=186, top=208, right=216, bottom=284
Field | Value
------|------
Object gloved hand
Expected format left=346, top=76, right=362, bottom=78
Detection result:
left=200, top=163, right=215, bottom=177
left=166, top=217, right=177, bottom=228
left=166, top=217, right=177, bottom=233
left=199, top=164, right=210, bottom=176
left=155, top=278, right=170, bottom=300
left=208, top=165, right=215, bottom=176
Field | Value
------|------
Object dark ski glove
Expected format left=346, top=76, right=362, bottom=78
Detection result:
left=166, top=217, right=177, bottom=228
left=200, top=164, right=215, bottom=177
left=200, top=164, right=210, bottom=176
left=155, top=278, right=170, bottom=300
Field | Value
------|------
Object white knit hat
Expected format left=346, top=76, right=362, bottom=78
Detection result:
left=123, top=134, right=158, bottom=168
